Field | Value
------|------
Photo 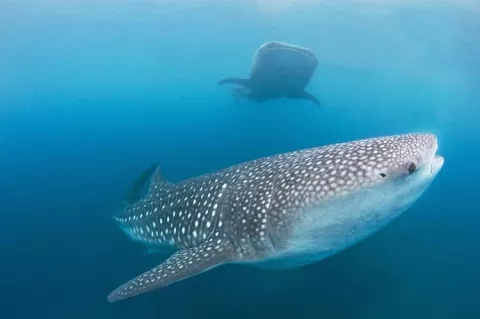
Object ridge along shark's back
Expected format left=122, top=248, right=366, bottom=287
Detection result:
left=108, top=133, right=444, bottom=302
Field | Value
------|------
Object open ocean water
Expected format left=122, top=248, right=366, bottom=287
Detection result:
left=1, top=0, right=479, bottom=318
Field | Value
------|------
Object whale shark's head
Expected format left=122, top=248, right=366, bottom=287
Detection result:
left=279, top=133, right=445, bottom=259
left=293, top=133, right=444, bottom=207
left=353, top=133, right=444, bottom=214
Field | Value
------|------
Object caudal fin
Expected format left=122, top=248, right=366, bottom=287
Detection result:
left=122, top=163, right=159, bottom=205
left=122, top=163, right=173, bottom=206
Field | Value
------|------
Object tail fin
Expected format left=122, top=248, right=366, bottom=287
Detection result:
left=218, top=77, right=251, bottom=87
left=122, top=163, right=159, bottom=205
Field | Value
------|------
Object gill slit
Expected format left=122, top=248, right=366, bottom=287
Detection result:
left=265, top=170, right=279, bottom=252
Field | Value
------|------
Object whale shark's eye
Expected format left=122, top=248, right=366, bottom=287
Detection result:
left=380, top=173, right=386, bottom=178
left=408, top=163, right=417, bottom=174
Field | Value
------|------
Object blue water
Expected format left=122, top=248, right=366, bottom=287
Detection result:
left=1, top=1, right=479, bottom=318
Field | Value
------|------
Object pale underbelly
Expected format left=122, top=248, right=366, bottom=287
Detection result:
left=242, top=195, right=412, bottom=270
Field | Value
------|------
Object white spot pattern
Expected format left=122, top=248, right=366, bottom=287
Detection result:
left=110, top=133, right=436, bottom=300
left=107, top=235, right=230, bottom=302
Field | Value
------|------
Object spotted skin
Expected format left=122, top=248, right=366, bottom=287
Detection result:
left=108, top=133, right=444, bottom=302
left=108, top=236, right=233, bottom=302
left=118, top=174, right=229, bottom=248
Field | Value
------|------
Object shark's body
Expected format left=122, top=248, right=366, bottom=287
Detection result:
left=108, top=133, right=444, bottom=302
left=218, top=41, right=320, bottom=106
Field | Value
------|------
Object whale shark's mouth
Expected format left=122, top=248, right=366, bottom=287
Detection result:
left=427, top=136, right=444, bottom=175
left=431, top=155, right=444, bottom=174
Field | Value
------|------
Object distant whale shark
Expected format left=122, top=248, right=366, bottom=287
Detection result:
left=108, top=133, right=444, bottom=302
left=219, top=41, right=320, bottom=105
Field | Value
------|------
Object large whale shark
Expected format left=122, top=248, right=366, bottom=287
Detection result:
left=108, top=133, right=444, bottom=302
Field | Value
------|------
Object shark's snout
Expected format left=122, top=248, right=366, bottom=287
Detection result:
left=424, top=134, right=443, bottom=175
left=415, top=133, right=442, bottom=175
left=425, top=133, right=438, bottom=158
left=431, top=155, right=444, bottom=175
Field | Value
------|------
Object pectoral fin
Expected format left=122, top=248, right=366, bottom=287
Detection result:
left=287, top=90, right=321, bottom=106
left=107, top=237, right=234, bottom=302
left=218, top=77, right=251, bottom=88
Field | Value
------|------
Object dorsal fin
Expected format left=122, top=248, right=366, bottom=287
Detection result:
left=122, top=163, right=160, bottom=205
left=146, top=164, right=172, bottom=196
left=148, top=164, right=167, bottom=188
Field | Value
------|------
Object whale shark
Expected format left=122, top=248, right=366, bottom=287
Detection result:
left=218, top=41, right=320, bottom=105
left=108, top=133, right=444, bottom=302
